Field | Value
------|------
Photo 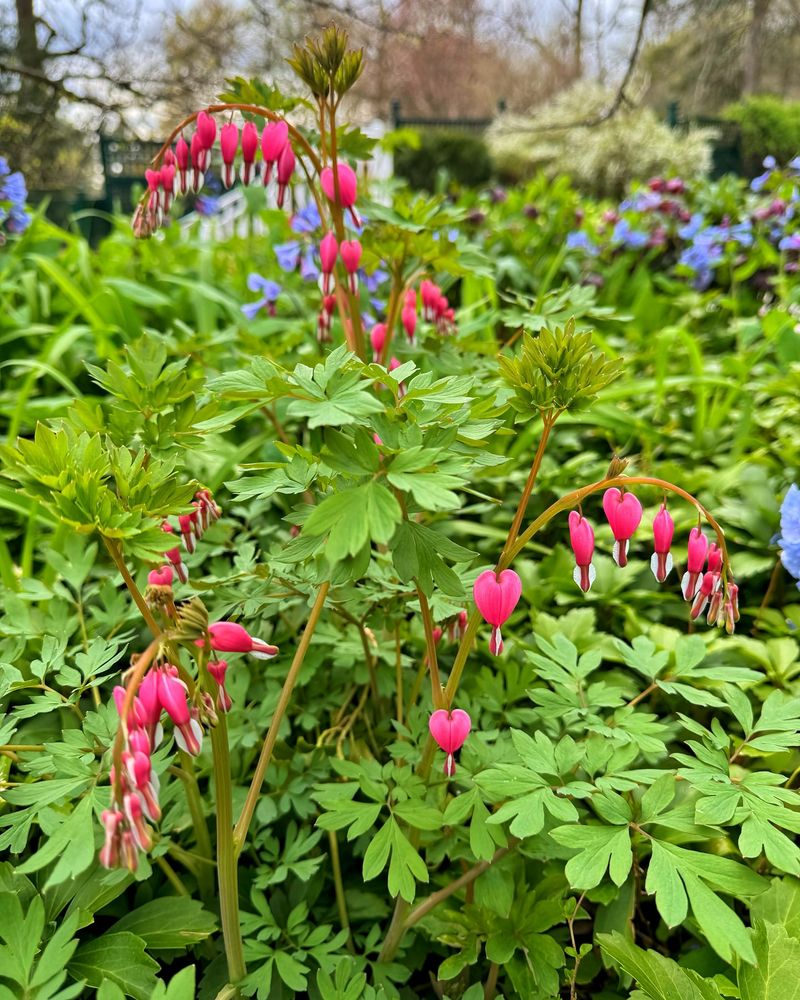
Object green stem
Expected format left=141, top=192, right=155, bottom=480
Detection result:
left=327, top=829, right=354, bottom=952
left=210, top=715, right=246, bottom=986
left=416, top=586, right=444, bottom=710
left=177, top=752, right=214, bottom=900
left=102, top=536, right=162, bottom=637
left=233, top=582, right=330, bottom=855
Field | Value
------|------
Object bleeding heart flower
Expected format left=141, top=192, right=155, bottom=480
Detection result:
left=370, top=322, right=386, bottom=361
left=240, top=121, right=259, bottom=184
left=319, top=231, right=338, bottom=293
left=148, top=565, right=173, bottom=588
left=429, top=708, right=472, bottom=777
left=602, top=488, right=643, bottom=567
left=402, top=306, right=417, bottom=342
left=651, top=504, right=675, bottom=583
left=320, top=162, right=360, bottom=226
left=198, top=621, right=279, bottom=660
left=340, top=240, right=362, bottom=292
left=682, top=526, right=709, bottom=599
left=261, top=120, right=289, bottom=184
left=568, top=510, right=595, bottom=592
left=276, top=143, right=295, bottom=208
left=220, top=122, right=239, bottom=188
left=473, top=568, right=522, bottom=655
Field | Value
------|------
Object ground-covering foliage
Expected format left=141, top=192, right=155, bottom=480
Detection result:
left=1, top=26, right=800, bottom=1000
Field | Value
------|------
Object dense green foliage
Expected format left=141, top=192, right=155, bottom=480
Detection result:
left=393, top=129, right=493, bottom=193
left=725, top=96, right=800, bottom=176
left=1, top=100, right=800, bottom=1000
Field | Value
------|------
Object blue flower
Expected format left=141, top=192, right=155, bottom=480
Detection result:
left=789, top=156, right=800, bottom=174
left=678, top=214, right=705, bottom=240
left=612, top=219, right=649, bottom=249
left=778, top=484, right=800, bottom=585
left=300, top=246, right=319, bottom=282
left=779, top=233, right=800, bottom=251
left=565, top=231, right=598, bottom=255
left=730, top=220, right=753, bottom=246
left=290, top=202, right=321, bottom=233
left=242, top=273, right=281, bottom=319
left=364, top=268, right=389, bottom=293
left=195, top=194, right=219, bottom=216
left=274, top=240, right=301, bottom=272
left=0, top=157, right=8, bottom=177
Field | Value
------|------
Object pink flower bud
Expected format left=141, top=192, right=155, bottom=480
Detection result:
left=208, top=659, right=232, bottom=713
left=370, top=322, right=386, bottom=361
left=276, top=144, right=295, bottom=208
left=682, top=526, right=709, bottom=599
left=320, top=162, right=357, bottom=207
left=707, top=542, right=722, bottom=574
left=402, top=307, right=417, bottom=342
left=319, top=231, right=339, bottom=293
left=147, top=565, right=173, bottom=588
left=196, top=111, right=217, bottom=149
left=404, top=288, right=416, bottom=309
left=241, top=121, right=258, bottom=161
left=690, top=571, right=716, bottom=619
left=651, top=504, right=675, bottom=583
left=340, top=239, right=362, bottom=276
left=220, top=122, right=238, bottom=164
left=261, top=120, right=289, bottom=177
left=176, top=136, right=189, bottom=169
left=568, top=511, right=595, bottom=592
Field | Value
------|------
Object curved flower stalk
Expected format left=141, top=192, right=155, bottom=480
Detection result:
left=131, top=26, right=369, bottom=361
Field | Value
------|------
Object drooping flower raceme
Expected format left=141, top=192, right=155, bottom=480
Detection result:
left=429, top=709, right=472, bottom=777
left=473, top=569, right=522, bottom=655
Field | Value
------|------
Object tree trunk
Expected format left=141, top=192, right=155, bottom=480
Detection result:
left=574, top=0, right=584, bottom=79
left=14, top=0, right=49, bottom=118
left=743, top=0, right=772, bottom=95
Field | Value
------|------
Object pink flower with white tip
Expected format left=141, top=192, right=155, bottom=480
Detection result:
left=240, top=121, right=259, bottom=185
left=429, top=708, right=472, bottom=777
left=682, top=526, right=709, bottom=599
left=175, top=136, right=189, bottom=194
left=157, top=667, right=204, bottom=756
left=370, top=323, right=386, bottom=362
left=220, top=122, right=239, bottom=188
left=340, top=240, right=362, bottom=293
left=208, top=659, right=232, bottom=713
left=402, top=306, right=417, bottom=343
left=602, top=488, right=643, bottom=567
left=276, top=143, right=295, bottom=208
left=100, top=809, right=124, bottom=869
left=161, top=522, right=189, bottom=582
left=198, top=621, right=279, bottom=660
left=568, top=510, right=595, bottom=592
left=319, top=231, right=338, bottom=294
left=196, top=110, right=217, bottom=158
left=473, top=568, right=522, bottom=655
left=651, top=504, right=675, bottom=583
left=160, top=165, right=175, bottom=213
left=690, top=571, right=716, bottom=620
left=190, top=131, right=205, bottom=192
left=261, top=120, right=289, bottom=185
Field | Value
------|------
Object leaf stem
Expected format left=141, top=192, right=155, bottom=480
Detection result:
left=417, top=586, right=444, bottom=710
left=102, top=536, right=162, bottom=637
left=232, top=581, right=330, bottom=854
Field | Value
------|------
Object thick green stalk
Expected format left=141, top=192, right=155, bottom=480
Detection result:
left=211, top=715, right=246, bottom=986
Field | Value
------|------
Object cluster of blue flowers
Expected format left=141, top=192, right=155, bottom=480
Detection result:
left=564, top=158, right=800, bottom=291
left=0, top=157, right=30, bottom=239
left=779, top=485, right=800, bottom=591
left=242, top=200, right=390, bottom=324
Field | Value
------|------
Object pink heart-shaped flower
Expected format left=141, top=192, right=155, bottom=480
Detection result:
left=602, top=488, right=643, bottom=540
left=428, top=708, right=472, bottom=753
left=472, top=568, right=522, bottom=627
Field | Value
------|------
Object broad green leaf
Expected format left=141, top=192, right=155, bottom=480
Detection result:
left=68, top=932, right=159, bottom=1000
left=111, top=897, right=217, bottom=949
left=739, top=919, right=800, bottom=1000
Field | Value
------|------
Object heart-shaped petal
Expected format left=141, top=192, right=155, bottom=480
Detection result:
left=602, top=488, right=643, bottom=540
left=473, top=569, right=522, bottom=627
left=429, top=708, right=472, bottom=754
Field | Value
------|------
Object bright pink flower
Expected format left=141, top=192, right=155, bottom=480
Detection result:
left=340, top=239, right=362, bottom=292
left=190, top=131, right=205, bottom=192
left=157, top=669, right=202, bottom=755
left=160, top=165, right=175, bottom=213
left=432, top=626, right=443, bottom=645
left=388, top=357, right=406, bottom=396
left=319, top=231, right=338, bottom=293
left=707, top=542, right=722, bottom=574
left=196, top=110, right=217, bottom=149
left=148, top=565, right=173, bottom=588
left=568, top=511, right=595, bottom=592
left=276, top=143, right=295, bottom=208
left=429, top=708, right=472, bottom=777
left=602, top=488, right=643, bottom=567
left=240, top=121, right=259, bottom=184
left=320, top=163, right=360, bottom=225
left=473, top=568, right=522, bottom=655
left=404, top=288, right=416, bottom=309
left=651, top=504, right=675, bottom=583
left=402, top=307, right=417, bottom=342
left=682, top=526, right=709, bottom=600
left=220, top=122, right=239, bottom=188
left=137, top=669, right=163, bottom=730
left=161, top=522, right=188, bottom=583
left=175, top=136, right=189, bottom=194
left=370, top=322, right=386, bottom=361
left=124, top=792, right=152, bottom=851
left=178, top=512, right=197, bottom=553
left=261, top=120, right=289, bottom=184
left=208, top=659, right=232, bottom=713
left=199, top=621, right=279, bottom=660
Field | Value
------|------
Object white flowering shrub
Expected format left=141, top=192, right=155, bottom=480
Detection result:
left=487, top=81, right=714, bottom=196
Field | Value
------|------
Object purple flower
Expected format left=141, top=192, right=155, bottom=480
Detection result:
left=242, top=273, right=281, bottom=319
left=779, top=234, right=800, bottom=251
left=364, top=269, right=389, bottom=293
left=612, top=219, right=649, bottom=250
left=195, top=194, right=219, bottom=216
left=290, top=203, right=321, bottom=233
left=778, top=485, right=800, bottom=585
left=274, top=241, right=301, bottom=271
